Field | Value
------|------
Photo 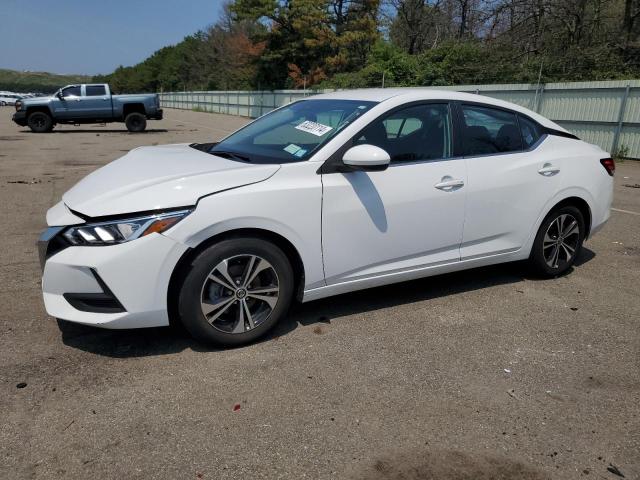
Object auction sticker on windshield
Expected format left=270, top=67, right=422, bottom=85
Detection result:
left=295, top=120, right=333, bottom=137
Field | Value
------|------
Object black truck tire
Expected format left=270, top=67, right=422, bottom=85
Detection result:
left=125, top=112, right=147, bottom=132
left=27, top=111, right=54, bottom=133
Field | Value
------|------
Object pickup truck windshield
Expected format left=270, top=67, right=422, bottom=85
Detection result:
left=209, top=99, right=377, bottom=164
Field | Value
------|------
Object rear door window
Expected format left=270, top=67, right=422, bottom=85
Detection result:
left=461, top=105, right=523, bottom=156
left=86, top=85, right=106, bottom=96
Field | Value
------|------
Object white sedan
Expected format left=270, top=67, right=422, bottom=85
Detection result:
left=39, top=89, right=614, bottom=346
left=0, top=93, right=21, bottom=106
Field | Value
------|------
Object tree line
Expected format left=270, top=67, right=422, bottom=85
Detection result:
left=96, top=0, right=640, bottom=93
left=0, top=69, right=90, bottom=94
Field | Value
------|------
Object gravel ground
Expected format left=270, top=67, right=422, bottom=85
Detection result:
left=0, top=107, right=638, bottom=480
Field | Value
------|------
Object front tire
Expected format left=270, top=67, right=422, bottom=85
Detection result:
left=27, top=111, right=54, bottom=133
left=178, top=238, right=294, bottom=346
left=125, top=112, right=147, bottom=132
left=529, top=205, right=585, bottom=277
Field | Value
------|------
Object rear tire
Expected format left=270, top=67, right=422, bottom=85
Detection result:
left=125, top=112, right=147, bottom=132
left=178, top=238, right=294, bottom=347
left=529, top=205, right=585, bottom=277
left=27, top=111, right=54, bottom=133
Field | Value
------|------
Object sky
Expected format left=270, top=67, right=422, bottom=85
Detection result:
left=0, top=0, right=223, bottom=75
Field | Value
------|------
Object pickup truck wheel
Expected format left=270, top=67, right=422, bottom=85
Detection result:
left=125, top=112, right=147, bottom=132
left=27, top=112, right=54, bottom=133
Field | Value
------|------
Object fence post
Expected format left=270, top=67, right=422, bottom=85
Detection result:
left=612, top=84, right=631, bottom=155
left=535, top=84, right=545, bottom=113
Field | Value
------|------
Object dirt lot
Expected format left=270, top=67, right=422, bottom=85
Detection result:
left=0, top=107, right=638, bottom=480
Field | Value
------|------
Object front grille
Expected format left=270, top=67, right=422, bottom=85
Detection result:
left=38, top=226, right=68, bottom=271
left=46, top=233, right=70, bottom=259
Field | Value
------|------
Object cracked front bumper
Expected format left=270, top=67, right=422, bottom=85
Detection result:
left=40, top=230, right=188, bottom=329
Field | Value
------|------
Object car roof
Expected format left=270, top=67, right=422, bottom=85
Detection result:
left=308, top=88, right=566, bottom=132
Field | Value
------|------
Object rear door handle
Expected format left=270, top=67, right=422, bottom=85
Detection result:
left=434, top=177, right=465, bottom=190
left=538, top=163, right=560, bottom=176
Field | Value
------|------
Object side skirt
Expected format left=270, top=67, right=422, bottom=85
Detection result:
left=301, top=249, right=527, bottom=303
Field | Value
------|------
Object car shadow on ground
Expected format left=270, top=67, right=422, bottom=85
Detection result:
left=18, top=129, right=169, bottom=134
left=58, top=248, right=595, bottom=358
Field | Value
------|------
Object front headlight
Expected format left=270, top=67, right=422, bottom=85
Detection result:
left=15, top=101, right=23, bottom=111
left=62, top=209, right=192, bottom=246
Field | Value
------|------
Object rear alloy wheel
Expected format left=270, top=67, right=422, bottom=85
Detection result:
left=27, top=111, right=54, bottom=133
left=125, top=112, right=147, bottom=132
left=178, top=238, right=294, bottom=346
left=530, top=206, right=584, bottom=277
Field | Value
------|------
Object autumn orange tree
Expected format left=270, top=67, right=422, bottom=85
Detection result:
left=231, top=0, right=380, bottom=88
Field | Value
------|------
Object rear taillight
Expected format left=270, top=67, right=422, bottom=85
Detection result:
left=600, top=158, right=615, bottom=176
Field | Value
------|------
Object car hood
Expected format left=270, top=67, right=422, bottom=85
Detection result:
left=22, top=96, right=54, bottom=106
left=62, top=144, right=280, bottom=217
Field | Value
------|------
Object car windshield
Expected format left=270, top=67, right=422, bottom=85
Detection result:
left=209, top=99, right=377, bottom=164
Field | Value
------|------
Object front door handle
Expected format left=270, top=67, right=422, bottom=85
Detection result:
left=434, top=177, right=465, bottom=191
left=538, top=163, right=560, bottom=176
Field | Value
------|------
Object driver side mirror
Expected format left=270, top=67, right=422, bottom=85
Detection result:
left=56, top=91, right=64, bottom=99
left=341, top=144, right=390, bottom=172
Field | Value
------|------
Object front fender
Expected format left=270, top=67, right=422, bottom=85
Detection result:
left=164, top=166, right=325, bottom=290
left=25, top=104, right=54, bottom=117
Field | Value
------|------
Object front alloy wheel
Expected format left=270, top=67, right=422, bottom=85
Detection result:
left=178, top=237, right=294, bottom=346
left=200, top=255, right=280, bottom=334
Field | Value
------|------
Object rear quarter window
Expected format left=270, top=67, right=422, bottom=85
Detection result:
left=519, top=115, right=544, bottom=149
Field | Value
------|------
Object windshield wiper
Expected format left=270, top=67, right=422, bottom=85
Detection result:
left=209, top=150, right=251, bottom=162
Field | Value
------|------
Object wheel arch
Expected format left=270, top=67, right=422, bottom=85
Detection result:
left=549, top=196, right=592, bottom=239
left=25, top=105, right=53, bottom=117
left=522, top=191, right=595, bottom=260
left=122, top=103, right=146, bottom=118
left=166, top=227, right=306, bottom=327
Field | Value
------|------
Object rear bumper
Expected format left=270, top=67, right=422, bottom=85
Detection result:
left=148, top=109, right=163, bottom=120
left=12, top=110, right=27, bottom=126
left=587, top=177, right=614, bottom=240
